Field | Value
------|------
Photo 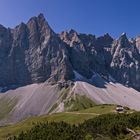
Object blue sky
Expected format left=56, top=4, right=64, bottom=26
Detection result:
left=0, top=0, right=140, bottom=38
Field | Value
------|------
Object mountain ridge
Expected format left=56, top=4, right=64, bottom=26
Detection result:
left=0, top=13, right=140, bottom=91
left=0, top=13, right=140, bottom=125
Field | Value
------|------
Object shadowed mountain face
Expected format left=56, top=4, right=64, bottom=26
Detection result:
left=60, top=31, right=140, bottom=91
left=0, top=14, right=74, bottom=87
left=0, top=14, right=140, bottom=91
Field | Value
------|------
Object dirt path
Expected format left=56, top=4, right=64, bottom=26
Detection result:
left=65, top=112, right=99, bottom=115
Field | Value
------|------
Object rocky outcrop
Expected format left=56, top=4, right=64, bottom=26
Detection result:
left=60, top=31, right=140, bottom=91
left=136, top=36, right=140, bottom=53
left=0, top=14, right=140, bottom=91
left=60, top=30, right=113, bottom=78
left=110, top=33, right=140, bottom=90
left=0, top=14, right=74, bottom=87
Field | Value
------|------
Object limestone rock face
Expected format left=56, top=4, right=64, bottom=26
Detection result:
left=60, top=31, right=140, bottom=91
left=60, top=30, right=113, bottom=78
left=110, top=34, right=140, bottom=90
left=0, top=14, right=74, bottom=87
left=0, top=14, right=140, bottom=91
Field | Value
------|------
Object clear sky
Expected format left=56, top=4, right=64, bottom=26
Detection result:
left=0, top=0, right=140, bottom=38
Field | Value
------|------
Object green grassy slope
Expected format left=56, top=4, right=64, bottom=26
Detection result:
left=78, top=104, right=116, bottom=114
left=0, top=113, right=96, bottom=140
left=0, top=97, right=18, bottom=120
left=48, top=89, right=97, bottom=113
left=0, top=104, right=134, bottom=140
left=64, top=94, right=96, bottom=111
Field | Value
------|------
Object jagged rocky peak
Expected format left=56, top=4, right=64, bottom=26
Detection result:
left=60, top=29, right=140, bottom=92
left=60, top=30, right=113, bottom=49
left=111, top=33, right=131, bottom=57
left=0, top=24, right=11, bottom=40
left=27, top=13, right=55, bottom=39
left=0, top=13, right=75, bottom=87
left=103, top=33, right=113, bottom=42
left=0, top=24, right=7, bottom=32
left=98, top=33, right=113, bottom=40
left=110, top=32, right=140, bottom=91
left=60, top=29, right=80, bottom=46
left=117, top=32, right=130, bottom=47
left=0, top=24, right=12, bottom=53
left=68, top=29, right=78, bottom=34
left=0, top=13, right=140, bottom=91
left=27, top=13, right=50, bottom=28
left=95, top=33, right=113, bottom=48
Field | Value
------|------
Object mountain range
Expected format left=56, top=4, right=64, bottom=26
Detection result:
left=0, top=13, right=140, bottom=125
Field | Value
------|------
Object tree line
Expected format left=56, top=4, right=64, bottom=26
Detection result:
left=9, top=112, right=140, bottom=140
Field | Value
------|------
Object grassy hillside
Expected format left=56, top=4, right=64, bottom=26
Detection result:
left=0, top=111, right=95, bottom=139
left=78, top=104, right=134, bottom=114
left=8, top=112, right=140, bottom=140
left=64, top=94, right=96, bottom=111
left=0, top=97, right=18, bottom=120
left=0, top=104, right=134, bottom=140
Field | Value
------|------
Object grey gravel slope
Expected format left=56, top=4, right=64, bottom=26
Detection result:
left=73, top=81, right=140, bottom=111
left=0, top=77, right=140, bottom=125
left=0, top=83, right=60, bottom=124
